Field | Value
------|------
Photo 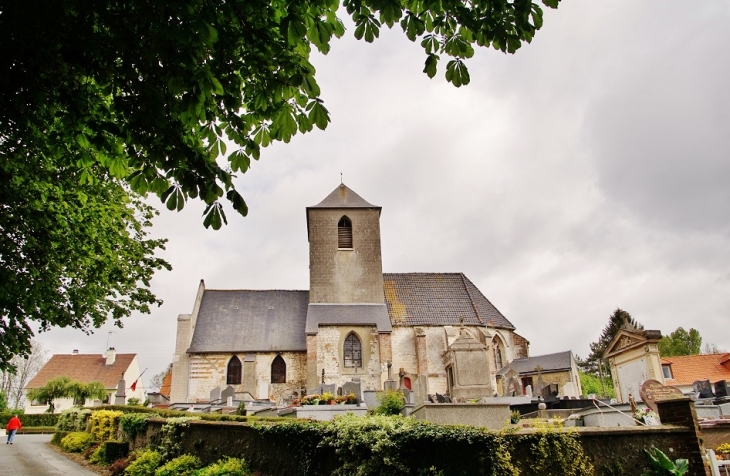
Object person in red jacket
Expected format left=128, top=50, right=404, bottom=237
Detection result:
left=6, top=415, right=21, bottom=444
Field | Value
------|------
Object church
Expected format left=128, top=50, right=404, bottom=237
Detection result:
left=170, top=184, right=529, bottom=403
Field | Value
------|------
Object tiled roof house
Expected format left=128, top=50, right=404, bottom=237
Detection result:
left=661, top=353, right=730, bottom=395
left=171, top=184, right=530, bottom=404
left=24, top=349, right=144, bottom=414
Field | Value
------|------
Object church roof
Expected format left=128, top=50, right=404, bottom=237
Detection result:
left=188, top=290, right=309, bottom=353
left=305, top=303, right=392, bottom=334
left=383, top=273, right=515, bottom=329
left=308, top=183, right=380, bottom=210
left=497, top=351, right=574, bottom=376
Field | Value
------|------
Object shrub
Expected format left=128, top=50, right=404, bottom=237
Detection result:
left=89, top=445, right=106, bottom=465
left=195, top=457, right=250, bottom=476
left=125, top=449, right=162, bottom=476
left=60, top=431, right=94, bottom=453
left=88, top=409, right=123, bottom=442
left=642, top=447, right=688, bottom=476
left=521, top=427, right=593, bottom=476
left=51, top=431, right=70, bottom=446
left=155, top=454, right=201, bottom=476
left=372, top=390, right=404, bottom=416
left=120, top=412, right=152, bottom=440
left=57, top=408, right=92, bottom=431
left=0, top=412, right=59, bottom=427
left=109, top=455, right=132, bottom=476
left=156, top=417, right=200, bottom=462
left=84, top=443, right=100, bottom=460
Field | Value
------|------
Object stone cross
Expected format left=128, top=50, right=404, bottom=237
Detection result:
left=321, top=368, right=325, bottom=384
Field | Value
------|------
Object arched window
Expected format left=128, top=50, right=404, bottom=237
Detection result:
left=344, top=333, right=362, bottom=368
left=271, top=355, right=286, bottom=383
left=492, top=337, right=504, bottom=371
left=338, top=216, right=353, bottom=249
left=227, top=356, right=242, bottom=385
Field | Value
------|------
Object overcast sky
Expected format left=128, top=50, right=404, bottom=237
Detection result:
left=36, top=1, right=730, bottom=389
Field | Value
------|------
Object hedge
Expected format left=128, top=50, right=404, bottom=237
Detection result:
left=100, top=405, right=281, bottom=423
left=0, top=412, right=59, bottom=427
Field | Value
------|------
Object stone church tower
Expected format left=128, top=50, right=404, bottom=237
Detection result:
left=304, top=184, right=392, bottom=390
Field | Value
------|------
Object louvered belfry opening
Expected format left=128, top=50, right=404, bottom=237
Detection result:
left=338, top=216, right=353, bottom=249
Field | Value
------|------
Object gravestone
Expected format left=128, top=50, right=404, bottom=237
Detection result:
left=312, top=384, right=336, bottom=396
left=342, top=381, right=362, bottom=403
left=384, top=361, right=398, bottom=392
left=525, top=385, right=533, bottom=398
left=210, top=386, right=222, bottom=401
left=221, top=385, right=236, bottom=401
left=506, top=375, right=523, bottom=397
left=533, top=366, right=547, bottom=397
left=715, top=380, right=728, bottom=398
left=693, top=379, right=714, bottom=398
left=640, top=379, right=684, bottom=413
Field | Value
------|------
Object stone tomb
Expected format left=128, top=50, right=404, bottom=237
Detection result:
left=442, top=328, right=493, bottom=401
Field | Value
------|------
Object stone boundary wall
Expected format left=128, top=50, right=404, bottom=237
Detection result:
left=139, top=418, right=708, bottom=476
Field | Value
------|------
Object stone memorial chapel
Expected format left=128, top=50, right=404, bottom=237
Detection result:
left=170, top=184, right=529, bottom=403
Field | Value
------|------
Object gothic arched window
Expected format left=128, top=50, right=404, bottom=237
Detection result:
left=492, top=337, right=504, bottom=371
left=271, top=355, right=286, bottom=383
left=227, top=356, right=242, bottom=385
left=338, top=216, right=353, bottom=249
left=344, top=333, right=362, bottom=368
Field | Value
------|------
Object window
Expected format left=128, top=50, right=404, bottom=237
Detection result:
left=492, top=337, right=504, bottom=371
left=344, top=333, right=362, bottom=368
left=271, top=355, right=286, bottom=383
left=338, top=216, right=353, bottom=249
left=227, top=356, right=242, bottom=385
left=662, top=364, right=673, bottom=379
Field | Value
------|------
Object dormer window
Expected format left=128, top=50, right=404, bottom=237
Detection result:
left=338, top=216, right=353, bottom=249
left=662, top=364, right=673, bottom=379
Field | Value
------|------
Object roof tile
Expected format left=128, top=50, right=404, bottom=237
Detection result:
left=661, top=353, right=730, bottom=386
left=26, top=354, right=136, bottom=389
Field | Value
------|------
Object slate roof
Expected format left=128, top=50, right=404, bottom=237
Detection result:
left=497, top=351, right=574, bottom=376
left=661, top=353, right=730, bottom=386
left=26, top=353, right=136, bottom=389
left=188, top=290, right=309, bottom=353
left=306, top=303, right=392, bottom=334
left=383, top=273, right=514, bottom=329
left=308, top=183, right=379, bottom=209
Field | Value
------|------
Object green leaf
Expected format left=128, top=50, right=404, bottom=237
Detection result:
left=75, top=134, right=91, bottom=149
left=210, top=76, right=224, bottom=96
left=226, top=190, right=248, bottom=217
left=308, top=101, right=330, bottom=130
left=445, top=59, right=469, bottom=87
left=202, top=203, right=227, bottom=230
left=230, top=149, right=251, bottom=173
left=423, top=53, right=439, bottom=78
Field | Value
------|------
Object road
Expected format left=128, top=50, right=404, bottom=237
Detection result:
left=0, top=434, right=99, bottom=475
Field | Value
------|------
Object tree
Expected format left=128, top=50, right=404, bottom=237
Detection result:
left=1, top=0, right=560, bottom=230
left=0, top=154, right=171, bottom=371
left=26, top=376, right=73, bottom=414
left=0, top=341, right=49, bottom=409
left=703, top=342, right=727, bottom=355
left=580, top=309, right=643, bottom=394
left=149, top=369, right=169, bottom=392
left=658, top=327, right=702, bottom=357
left=68, top=381, right=108, bottom=406
left=578, top=370, right=615, bottom=399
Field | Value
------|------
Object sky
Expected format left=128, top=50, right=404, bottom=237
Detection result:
left=35, top=1, right=730, bottom=390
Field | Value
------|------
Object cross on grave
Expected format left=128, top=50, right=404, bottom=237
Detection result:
left=321, top=368, right=325, bottom=384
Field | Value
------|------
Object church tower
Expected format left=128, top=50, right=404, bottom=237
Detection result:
left=304, top=184, right=392, bottom=390
left=306, top=183, right=385, bottom=303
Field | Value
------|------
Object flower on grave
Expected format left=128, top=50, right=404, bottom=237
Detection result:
left=717, top=443, right=730, bottom=455
left=633, top=407, right=658, bottom=423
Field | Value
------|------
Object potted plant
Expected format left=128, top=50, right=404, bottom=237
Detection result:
left=301, top=394, right=320, bottom=405
left=716, top=443, right=730, bottom=460
left=510, top=410, right=521, bottom=424
left=335, top=395, right=347, bottom=404
left=321, top=391, right=336, bottom=405
left=633, top=407, right=660, bottom=425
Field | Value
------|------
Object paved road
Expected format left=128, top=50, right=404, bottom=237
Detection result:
left=0, top=434, right=99, bottom=475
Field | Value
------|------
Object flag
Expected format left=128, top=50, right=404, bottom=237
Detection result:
left=131, top=380, right=137, bottom=391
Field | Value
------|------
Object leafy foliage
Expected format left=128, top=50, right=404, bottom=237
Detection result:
left=372, top=389, right=404, bottom=416
left=120, top=412, right=153, bottom=440
left=520, top=427, right=594, bottom=476
left=57, top=407, right=93, bottom=432
left=155, top=454, right=201, bottom=476
left=27, top=376, right=73, bottom=413
left=578, top=370, right=616, bottom=398
left=155, top=417, right=201, bottom=462
left=0, top=153, right=170, bottom=370
left=658, top=327, right=702, bottom=357
left=642, top=447, right=688, bottom=476
left=194, top=457, right=251, bottom=476
left=60, top=431, right=95, bottom=453
left=1, top=0, right=560, bottom=233
left=125, top=449, right=163, bottom=476
left=69, top=381, right=108, bottom=405
left=88, top=409, right=124, bottom=442
left=0, top=412, right=59, bottom=427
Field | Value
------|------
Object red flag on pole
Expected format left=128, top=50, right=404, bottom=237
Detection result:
left=131, top=380, right=137, bottom=391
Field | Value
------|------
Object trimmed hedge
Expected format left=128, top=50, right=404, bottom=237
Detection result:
left=0, top=412, right=59, bottom=427
left=52, top=431, right=70, bottom=446
left=93, top=441, right=130, bottom=465
left=100, top=405, right=281, bottom=423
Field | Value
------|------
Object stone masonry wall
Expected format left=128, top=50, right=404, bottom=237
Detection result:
left=308, top=208, right=384, bottom=304
left=317, top=325, right=381, bottom=390
left=187, top=352, right=306, bottom=402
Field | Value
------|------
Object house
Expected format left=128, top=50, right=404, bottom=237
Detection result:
left=170, top=184, right=529, bottom=404
left=496, top=351, right=582, bottom=398
left=148, top=365, right=173, bottom=407
left=24, top=348, right=145, bottom=413
left=661, top=353, right=730, bottom=396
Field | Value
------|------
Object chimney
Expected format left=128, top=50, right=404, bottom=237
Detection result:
left=106, top=347, right=116, bottom=365
left=72, top=349, right=79, bottom=354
